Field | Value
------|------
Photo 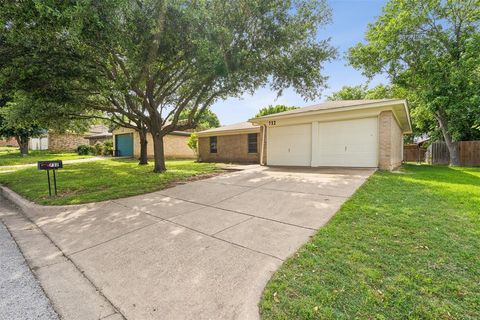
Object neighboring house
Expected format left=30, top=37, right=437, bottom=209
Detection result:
left=84, top=125, right=113, bottom=145
left=112, top=127, right=195, bottom=159
left=29, top=125, right=112, bottom=151
left=197, top=99, right=412, bottom=171
left=48, top=132, right=89, bottom=151
left=29, top=132, right=48, bottom=150
left=0, top=137, right=19, bottom=147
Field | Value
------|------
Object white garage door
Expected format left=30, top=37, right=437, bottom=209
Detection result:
left=317, top=117, right=378, bottom=167
left=268, top=124, right=311, bottom=166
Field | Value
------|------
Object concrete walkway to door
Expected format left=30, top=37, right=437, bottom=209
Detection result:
left=2, top=166, right=374, bottom=320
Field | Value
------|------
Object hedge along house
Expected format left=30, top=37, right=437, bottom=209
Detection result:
left=112, top=127, right=195, bottom=159
left=197, top=99, right=412, bottom=170
left=197, top=122, right=262, bottom=163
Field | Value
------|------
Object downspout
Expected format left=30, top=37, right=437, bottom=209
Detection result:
left=260, top=124, right=266, bottom=165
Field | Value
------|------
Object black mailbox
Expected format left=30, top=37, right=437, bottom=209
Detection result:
left=38, top=160, right=63, bottom=196
left=38, top=160, right=63, bottom=170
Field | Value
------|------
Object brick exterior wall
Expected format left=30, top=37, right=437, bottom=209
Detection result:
left=162, top=134, right=195, bottom=159
left=378, top=111, right=403, bottom=170
left=198, top=132, right=261, bottom=163
left=48, top=132, right=89, bottom=152
left=0, top=137, right=18, bottom=147
left=112, top=127, right=195, bottom=159
left=260, top=126, right=267, bottom=165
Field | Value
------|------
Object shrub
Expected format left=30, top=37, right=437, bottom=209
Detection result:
left=93, top=142, right=103, bottom=155
left=187, top=133, right=198, bottom=155
left=103, top=140, right=113, bottom=156
left=76, top=144, right=94, bottom=155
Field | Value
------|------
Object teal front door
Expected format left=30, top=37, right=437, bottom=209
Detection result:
left=115, top=133, right=134, bottom=157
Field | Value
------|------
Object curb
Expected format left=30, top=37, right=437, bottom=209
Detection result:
left=0, top=186, right=125, bottom=320
left=0, top=185, right=109, bottom=215
left=0, top=186, right=38, bottom=215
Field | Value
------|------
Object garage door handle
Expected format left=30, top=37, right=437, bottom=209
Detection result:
left=288, top=148, right=290, bottom=152
left=345, top=146, right=347, bottom=152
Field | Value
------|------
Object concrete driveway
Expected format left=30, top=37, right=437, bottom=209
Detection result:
left=12, top=166, right=374, bottom=320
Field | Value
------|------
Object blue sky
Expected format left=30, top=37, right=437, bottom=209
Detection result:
left=211, top=0, right=388, bottom=125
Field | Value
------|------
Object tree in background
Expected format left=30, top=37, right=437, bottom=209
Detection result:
left=326, top=85, right=369, bottom=100
left=255, top=105, right=299, bottom=118
left=2, top=0, right=336, bottom=173
left=0, top=94, right=44, bottom=155
left=349, top=0, right=480, bottom=166
left=178, top=109, right=220, bottom=131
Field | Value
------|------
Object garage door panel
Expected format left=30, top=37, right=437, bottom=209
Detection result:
left=268, top=124, right=311, bottom=166
left=317, top=118, right=378, bottom=167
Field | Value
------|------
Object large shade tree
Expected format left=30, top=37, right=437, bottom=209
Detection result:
left=349, top=0, right=480, bottom=165
left=2, top=0, right=336, bottom=172
left=0, top=1, right=97, bottom=155
left=80, top=0, right=336, bottom=172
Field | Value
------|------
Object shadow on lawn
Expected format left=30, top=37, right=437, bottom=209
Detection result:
left=400, top=164, right=480, bottom=187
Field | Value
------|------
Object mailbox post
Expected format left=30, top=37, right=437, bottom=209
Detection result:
left=37, top=160, right=63, bottom=196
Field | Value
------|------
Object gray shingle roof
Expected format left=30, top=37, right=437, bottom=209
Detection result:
left=252, top=99, right=403, bottom=119
left=197, top=122, right=260, bottom=134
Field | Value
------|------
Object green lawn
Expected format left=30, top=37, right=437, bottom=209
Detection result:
left=0, top=147, right=92, bottom=166
left=0, top=159, right=218, bottom=205
left=261, top=165, right=480, bottom=320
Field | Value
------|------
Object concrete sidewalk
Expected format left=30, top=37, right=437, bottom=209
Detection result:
left=2, top=166, right=374, bottom=319
left=0, top=201, right=58, bottom=320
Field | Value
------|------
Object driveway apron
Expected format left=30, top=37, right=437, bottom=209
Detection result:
left=20, top=166, right=374, bottom=319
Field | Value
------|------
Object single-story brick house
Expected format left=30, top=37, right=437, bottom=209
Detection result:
left=112, top=127, right=195, bottom=159
left=197, top=122, right=262, bottom=163
left=84, top=125, right=113, bottom=145
left=29, top=125, right=112, bottom=151
left=197, top=99, right=412, bottom=170
left=0, top=137, right=19, bottom=147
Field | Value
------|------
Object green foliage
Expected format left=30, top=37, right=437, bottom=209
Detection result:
left=348, top=0, right=480, bottom=143
left=255, top=105, right=299, bottom=118
left=93, top=142, right=103, bottom=156
left=187, top=133, right=198, bottom=155
left=178, top=109, right=221, bottom=130
left=0, top=2, right=96, bottom=131
left=326, top=85, right=369, bottom=100
left=326, top=83, right=397, bottom=101
left=103, top=140, right=113, bottom=156
left=1, top=0, right=337, bottom=171
left=0, top=159, right=217, bottom=205
left=0, top=93, right=45, bottom=155
left=261, top=165, right=480, bottom=319
left=76, top=144, right=94, bottom=156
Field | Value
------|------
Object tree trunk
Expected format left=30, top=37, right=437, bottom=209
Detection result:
left=150, top=130, right=166, bottom=173
left=436, top=111, right=460, bottom=166
left=138, top=127, right=148, bottom=165
left=15, top=136, right=29, bottom=156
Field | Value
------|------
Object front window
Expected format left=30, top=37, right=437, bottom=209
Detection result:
left=210, top=136, right=217, bottom=153
left=248, top=133, right=258, bottom=153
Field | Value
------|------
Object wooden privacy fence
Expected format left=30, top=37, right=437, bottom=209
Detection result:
left=459, top=141, right=480, bottom=166
left=404, top=144, right=427, bottom=162
left=426, top=141, right=480, bottom=166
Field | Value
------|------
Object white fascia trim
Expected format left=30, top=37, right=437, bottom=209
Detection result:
left=250, top=99, right=412, bottom=134
left=196, top=128, right=261, bottom=137
left=249, top=99, right=406, bottom=122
